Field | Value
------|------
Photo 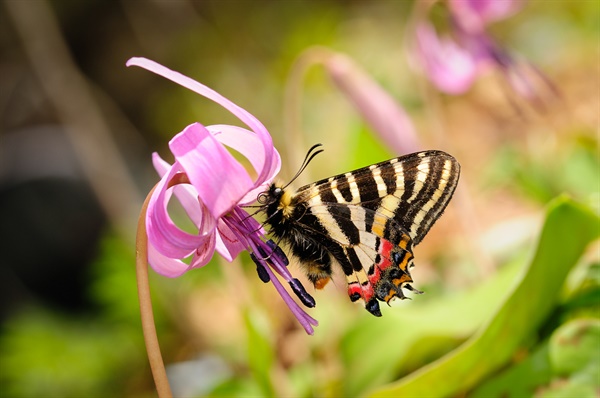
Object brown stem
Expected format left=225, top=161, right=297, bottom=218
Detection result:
left=136, top=185, right=173, bottom=398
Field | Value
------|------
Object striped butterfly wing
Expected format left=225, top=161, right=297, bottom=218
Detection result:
left=294, top=150, right=460, bottom=244
left=291, top=150, right=460, bottom=314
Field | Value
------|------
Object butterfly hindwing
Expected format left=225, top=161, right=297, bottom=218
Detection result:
left=262, top=150, right=460, bottom=316
left=302, top=203, right=419, bottom=316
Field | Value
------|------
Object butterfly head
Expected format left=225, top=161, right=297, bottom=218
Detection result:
left=257, top=143, right=324, bottom=217
left=258, top=183, right=294, bottom=218
left=257, top=183, right=284, bottom=203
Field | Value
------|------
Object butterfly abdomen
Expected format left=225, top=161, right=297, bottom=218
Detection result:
left=263, top=185, right=334, bottom=288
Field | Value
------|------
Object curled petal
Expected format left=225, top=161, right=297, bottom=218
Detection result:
left=152, top=152, right=171, bottom=177
left=147, top=240, right=193, bottom=278
left=146, top=161, right=207, bottom=259
left=207, top=124, right=281, bottom=204
left=147, top=230, right=217, bottom=277
left=127, top=57, right=275, bottom=189
left=169, top=123, right=254, bottom=219
left=153, top=150, right=249, bottom=262
left=152, top=153, right=203, bottom=226
left=214, top=219, right=246, bottom=261
left=188, top=230, right=218, bottom=269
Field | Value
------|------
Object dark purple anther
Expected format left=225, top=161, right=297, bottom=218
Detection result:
left=250, top=253, right=270, bottom=283
left=266, top=239, right=289, bottom=266
left=289, top=278, right=316, bottom=308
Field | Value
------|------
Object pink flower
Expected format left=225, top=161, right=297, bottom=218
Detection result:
left=128, top=57, right=317, bottom=334
left=411, top=21, right=479, bottom=95
left=410, top=0, right=554, bottom=103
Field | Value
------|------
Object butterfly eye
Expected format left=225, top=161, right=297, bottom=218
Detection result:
left=257, top=192, right=270, bottom=204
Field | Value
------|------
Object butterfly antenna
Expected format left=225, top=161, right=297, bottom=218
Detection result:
left=255, top=208, right=283, bottom=232
left=244, top=206, right=283, bottom=236
left=240, top=206, right=265, bottom=220
left=283, top=143, right=324, bottom=189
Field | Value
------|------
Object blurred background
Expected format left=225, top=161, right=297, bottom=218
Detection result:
left=0, top=1, right=598, bottom=397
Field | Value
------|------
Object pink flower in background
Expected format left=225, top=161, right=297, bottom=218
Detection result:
left=448, top=0, right=525, bottom=34
left=410, top=0, right=555, bottom=104
left=128, top=57, right=317, bottom=334
left=411, top=21, right=478, bottom=95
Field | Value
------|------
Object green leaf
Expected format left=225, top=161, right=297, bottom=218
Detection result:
left=549, top=318, right=600, bottom=376
left=470, top=340, right=554, bottom=397
left=367, top=196, right=600, bottom=398
left=0, top=310, right=141, bottom=397
left=341, top=257, right=523, bottom=396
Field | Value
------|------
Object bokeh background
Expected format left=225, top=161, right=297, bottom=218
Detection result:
left=1, top=1, right=598, bottom=397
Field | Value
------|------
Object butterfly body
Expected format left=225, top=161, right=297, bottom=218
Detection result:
left=260, top=150, right=460, bottom=316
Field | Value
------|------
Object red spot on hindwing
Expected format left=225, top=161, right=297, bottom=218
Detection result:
left=368, top=238, right=395, bottom=286
left=377, top=239, right=394, bottom=270
left=347, top=281, right=374, bottom=302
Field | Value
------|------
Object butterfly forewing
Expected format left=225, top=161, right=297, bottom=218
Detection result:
left=294, top=150, right=460, bottom=244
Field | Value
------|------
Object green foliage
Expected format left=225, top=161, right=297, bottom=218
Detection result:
left=470, top=341, right=554, bottom=397
left=469, top=250, right=600, bottom=397
left=0, top=310, right=139, bottom=398
left=0, top=234, right=155, bottom=397
left=470, top=320, right=600, bottom=398
left=368, top=196, right=600, bottom=397
left=549, top=318, right=600, bottom=377
left=341, top=256, right=524, bottom=396
left=486, top=136, right=599, bottom=206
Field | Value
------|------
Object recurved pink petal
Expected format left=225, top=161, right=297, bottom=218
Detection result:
left=146, top=160, right=207, bottom=259
left=152, top=152, right=203, bottom=227
left=187, top=228, right=218, bottom=269
left=206, top=124, right=281, bottom=204
left=126, top=57, right=275, bottom=190
left=147, top=242, right=193, bottom=278
left=152, top=144, right=249, bottom=262
left=214, top=219, right=247, bottom=261
left=169, top=123, right=254, bottom=220
left=152, top=152, right=171, bottom=177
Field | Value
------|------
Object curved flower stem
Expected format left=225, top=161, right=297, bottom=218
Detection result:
left=136, top=184, right=173, bottom=398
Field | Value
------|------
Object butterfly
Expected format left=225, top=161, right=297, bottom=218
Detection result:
left=257, top=144, right=460, bottom=316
